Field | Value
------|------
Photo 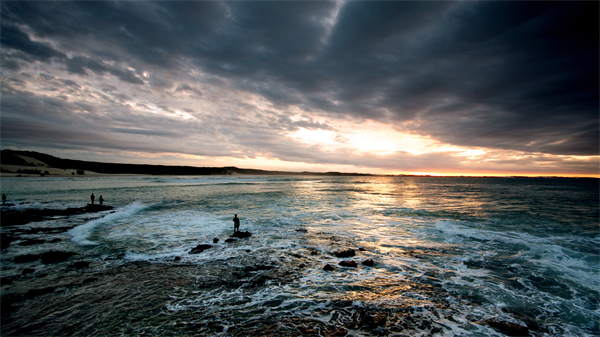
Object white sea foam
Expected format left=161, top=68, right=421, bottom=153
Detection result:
left=68, top=201, right=150, bottom=245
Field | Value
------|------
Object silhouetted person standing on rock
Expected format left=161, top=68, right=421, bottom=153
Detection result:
left=99, top=195, right=104, bottom=205
left=90, top=193, right=95, bottom=205
left=233, top=214, right=240, bottom=232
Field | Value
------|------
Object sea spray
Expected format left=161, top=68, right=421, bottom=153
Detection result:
left=68, top=201, right=150, bottom=245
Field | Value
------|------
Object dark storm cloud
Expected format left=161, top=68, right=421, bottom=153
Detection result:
left=1, top=1, right=598, bottom=163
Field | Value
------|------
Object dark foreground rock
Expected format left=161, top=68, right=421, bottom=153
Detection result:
left=189, top=244, right=213, bottom=254
left=333, top=248, right=355, bottom=258
left=1, top=204, right=114, bottom=227
left=484, top=319, right=530, bottom=336
left=362, top=259, right=374, bottom=266
left=323, top=264, right=335, bottom=271
left=231, top=231, right=252, bottom=238
left=339, top=260, right=358, bottom=268
left=41, top=251, right=77, bottom=264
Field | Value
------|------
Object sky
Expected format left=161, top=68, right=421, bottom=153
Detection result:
left=1, top=1, right=598, bottom=176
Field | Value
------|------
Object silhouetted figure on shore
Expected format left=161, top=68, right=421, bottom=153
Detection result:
left=90, top=193, right=95, bottom=205
left=99, top=195, right=104, bottom=205
left=233, top=214, right=240, bottom=232
left=2, top=194, right=6, bottom=205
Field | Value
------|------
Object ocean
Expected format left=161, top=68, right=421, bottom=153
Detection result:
left=1, top=175, right=598, bottom=336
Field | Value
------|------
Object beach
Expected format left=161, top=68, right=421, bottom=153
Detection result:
left=1, top=175, right=598, bottom=336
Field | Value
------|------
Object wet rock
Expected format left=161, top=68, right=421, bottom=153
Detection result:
left=189, top=244, right=213, bottom=254
left=339, top=260, right=358, bottom=268
left=362, top=259, right=374, bottom=267
left=333, top=248, right=355, bottom=258
left=82, top=277, right=99, bottom=284
left=331, top=328, right=347, bottom=336
left=1, top=204, right=114, bottom=227
left=40, top=251, right=76, bottom=263
left=0, top=276, right=18, bottom=285
left=225, top=238, right=237, bottom=243
left=18, top=239, right=46, bottom=246
left=173, top=256, right=181, bottom=262
left=14, top=254, right=40, bottom=263
left=359, top=247, right=366, bottom=251
left=484, top=320, right=530, bottom=336
left=49, top=238, right=62, bottom=243
left=1, top=233, right=15, bottom=249
left=323, top=264, right=335, bottom=271
left=68, top=261, right=90, bottom=269
left=21, top=268, right=35, bottom=275
left=24, top=286, right=56, bottom=299
left=231, top=231, right=252, bottom=238
left=244, top=265, right=274, bottom=272
left=213, top=238, right=219, bottom=243
left=295, top=228, right=307, bottom=232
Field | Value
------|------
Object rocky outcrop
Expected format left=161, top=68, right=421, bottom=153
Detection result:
left=231, top=231, right=252, bottom=238
left=1, top=204, right=114, bottom=227
left=40, top=251, right=76, bottom=263
left=362, top=259, right=374, bottom=266
left=323, top=264, right=335, bottom=271
left=189, top=244, right=213, bottom=254
left=339, top=260, right=357, bottom=268
left=333, top=248, right=355, bottom=258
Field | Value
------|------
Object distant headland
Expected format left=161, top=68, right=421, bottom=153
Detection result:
left=0, top=149, right=374, bottom=177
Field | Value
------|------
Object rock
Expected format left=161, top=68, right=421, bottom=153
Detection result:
left=359, top=247, right=366, bottom=251
left=231, top=231, right=252, bottom=238
left=225, top=238, right=237, bottom=243
left=331, top=328, right=347, bottom=336
left=213, top=238, right=219, bottom=243
left=484, top=320, right=530, bottom=336
left=82, top=277, right=99, bottom=284
left=0, top=276, right=18, bottom=285
left=323, top=264, right=335, bottom=271
left=339, top=260, right=358, bottom=268
left=173, top=256, right=181, bottom=262
left=362, top=259, right=374, bottom=267
left=40, top=251, right=76, bottom=263
left=21, top=268, right=35, bottom=275
left=49, top=238, right=62, bottom=243
left=189, top=244, right=213, bottom=254
left=1, top=233, right=15, bottom=249
left=18, top=239, right=46, bottom=246
left=14, top=254, right=41, bottom=263
left=24, top=287, right=56, bottom=299
left=69, top=261, right=90, bottom=269
left=333, top=248, right=355, bottom=258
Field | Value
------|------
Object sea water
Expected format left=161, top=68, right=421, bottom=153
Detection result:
left=1, top=175, right=598, bottom=336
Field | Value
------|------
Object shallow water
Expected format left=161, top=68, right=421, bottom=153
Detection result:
left=1, top=175, right=598, bottom=336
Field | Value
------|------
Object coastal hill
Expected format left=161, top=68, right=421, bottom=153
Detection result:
left=0, top=149, right=372, bottom=177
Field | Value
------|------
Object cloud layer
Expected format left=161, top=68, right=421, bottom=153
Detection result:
left=1, top=1, right=598, bottom=175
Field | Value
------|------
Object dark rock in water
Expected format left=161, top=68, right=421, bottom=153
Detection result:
left=295, top=228, right=307, bottom=232
left=225, top=238, right=237, bottom=243
left=22, top=268, right=35, bottom=275
left=362, top=259, right=374, bottom=267
left=213, top=238, right=219, bottom=243
left=82, top=277, right=99, bottom=284
left=49, top=238, right=62, bottom=243
left=484, top=320, right=530, bottom=336
left=189, top=244, right=213, bottom=254
left=24, top=287, right=56, bottom=299
left=1, top=204, right=114, bottom=227
left=323, top=264, right=335, bottom=271
left=339, top=260, right=357, bottom=268
left=173, top=256, right=181, bottom=262
left=40, top=251, right=76, bottom=263
left=69, top=261, right=90, bottom=269
left=359, top=247, right=366, bottom=251
left=331, top=328, right=348, bottom=336
left=18, top=239, right=46, bottom=246
left=333, top=248, right=355, bottom=258
left=244, top=265, right=275, bottom=272
left=14, top=254, right=41, bottom=263
left=1, top=276, right=18, bottom=285
left=1, top=233, right=15, bottom=249
left=231, top=231, right=252, bottom=238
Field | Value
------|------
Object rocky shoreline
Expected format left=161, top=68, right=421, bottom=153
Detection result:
left=1, top=205, right=540, bottom=336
